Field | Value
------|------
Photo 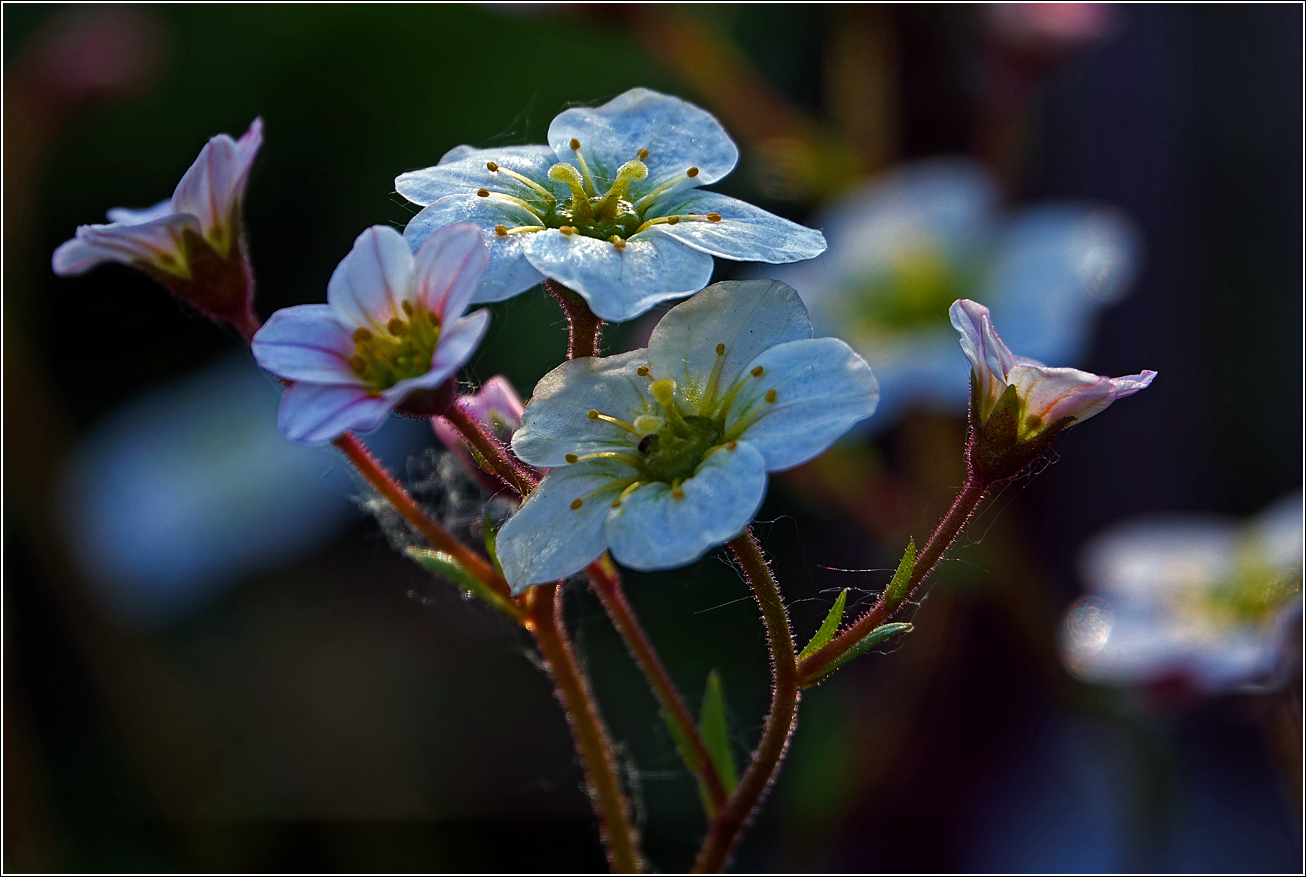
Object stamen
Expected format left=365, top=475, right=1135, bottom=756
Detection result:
left=495, top=225, right=507, bottom=236
left=573, top=450, right=644, bottom=467
left=570, top=498, right=584, bottom=510
left=475, top=190, right=547, bottom=222
left=547, top=163, right=594, bottom=220
left=487, top=161, right=557, bottom=204
left=701, top=340, right=730, bottom=411
left=633, top=169, right=705, bottom=212
left=765, top=389, right=778, bottom=404
left=637, top=148, right=649, bottom=160
left=716, top=343, right=726, bottom=356
left=560, top=226, right=575, bottom=236
left=612, top=479, right=644, bottom=508
left=495, top=224, right=546, bottom=237
left=388, top=318, right=407, bottom=335
left=609, top=236, right=626, bottom=251
left=686, top=167, right=699, bottom=177
left=751, top=366, right=764, bottom=377
left=632, top=213, right=719, bottom=235
left=667, top=216, right=679, bottom=225
left=707, top=213, right=722, bottom=222
left=726, top=440, right=738, bottom=450
left=353, top=328, right=373, bottom=342
left=671, top=479, right=686, bottom=500
left=588, top=409, right=641, bottom=434
left=565, top=454, right=579, bottom=464
left=402, top=300, right=414, bottom=316
left=476, top=189, right=490, bottom=197
left=636, top=366, right=650, bottom=377
left=569, top=139, right=597, bottom=196
left=349, top=355, right=366, bottom=374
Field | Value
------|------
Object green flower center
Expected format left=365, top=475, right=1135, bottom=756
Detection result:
left=837, top=243, right=975, bottom=337
left=347, top=301, right=441, bottom=393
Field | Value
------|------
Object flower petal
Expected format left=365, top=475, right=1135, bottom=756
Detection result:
left=52, top=214, right=199, bottom=276
left=403, top=196, right=546, bottom=304
left=251, top=304, right=358, bottom=384
left=604, top=441, right=767, bottom=571
left=646, top=280, right=813, bottom=407
left=276, top=382, right=395, bottom=445
left=425, top=309, right=491, bottom=383
left=548, top=88, right=739, bottom=196
left=326, top=225, right=415, bottom=331
left=949, top=298, right=1021, bottom=412
left=170, top=118, right=263, bottom=248
left=639, top=190, right=827, bottom=264
left=106, top=198, right=175, bottom=226
left=521, top=229, right=713, bottom=322
left=395, top=144, right=559, bottom=207
left=412, top=222, right=489, bottom=321
left=512, top=349, right=654, bottom=467
left=496, top=459, right=633, bottom=593
left=724, top=337, right=879, bottom=471
left=1009, top=364, right=1155, bottom=426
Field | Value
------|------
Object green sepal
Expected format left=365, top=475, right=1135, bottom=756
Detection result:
left=659, top=709, right=714, bottom=816
left=968, top=378, right=1073, bottom=484
left=799, top=589, right=848, bottom=660
left=882, top=540, right=916, bottom=614
left=406, top=546, right=515, bottom=617
left=482, top=508, right=506, bottom=581
left=700, top=671, right=739, bottom=795
left=808, top=622, right=913, bottom=683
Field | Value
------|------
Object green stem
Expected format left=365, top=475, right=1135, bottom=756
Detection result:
left=587, top=555, right=730, bottom=814
left=529, top=583, right=645, bottom=873
left=545, top=279, right=604, bottom=358
left=439, top=403, right=539, bottom=497
left=797, top=473, right=989, bottom=684
left=693, top=529, right=801, bottom=872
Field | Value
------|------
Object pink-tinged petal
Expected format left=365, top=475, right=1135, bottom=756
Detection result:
left=277, top=382, right=394, bottom=445
left=326, top=225, right=415, bottom=332
left=251, top=304, right=358, bottom=384
left=950, top=298, right=1025, bottom=415
left=52, top=214, right=198, bottom=276
left=412, top=222, right=489, bottom=321
left=106, top=198, right=174, bottom=225
left=468, top=375, right=525, bottom=430
left=169, top=121, right=259, bottom=251
left=1011, top=364, right=1156, bottom=427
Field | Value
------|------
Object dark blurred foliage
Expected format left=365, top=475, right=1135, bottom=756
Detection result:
left=4, top=4, right=1301, bottom=873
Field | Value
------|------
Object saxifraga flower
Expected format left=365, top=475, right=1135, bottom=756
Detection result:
left=252, top=223, right=490, bottom=444
left=396, top=88, right=827, bottom=322
left=495, top=279, right=879, bottom=592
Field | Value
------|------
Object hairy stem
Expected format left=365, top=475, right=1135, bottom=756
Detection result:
left=693, top=529, right=801, bottom=872
left=545, top=279, right=604, bottom=359
left=333, top=431, right=522, bottom=620
left=587, top=555, right=730, bottom=814
left=529, top=583, right=645, bottom=873
left=439, top=402, right=539, bottom=497
left=798, top=473, right=989, bottom=683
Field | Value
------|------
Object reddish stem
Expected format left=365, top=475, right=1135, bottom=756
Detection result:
left=545, top=279, right=603, bottom=358
left=693, top=529, right=801, bottom=872
left=529, top=582, right=645, bottom=873
left=439, top=402, right=539, bottom=497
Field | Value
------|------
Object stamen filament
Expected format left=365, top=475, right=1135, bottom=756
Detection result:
left=588, top=409, right=641, bottom=435
left=633, top=169, right=699, bottom=212
left=570, top=139, right=597, bottom=196
left=633, top=213, right=716, bottom=235
left=574, top=450, right=644, bottom=467
left=476, top=190, right=547, bottom=223
left=494, top=224, right=546, bottom=237
left=700, top=341, right=729, bottom=413
left=611, top=479, right=645, bottom=508
left=488, top=162, right=557, bottom=205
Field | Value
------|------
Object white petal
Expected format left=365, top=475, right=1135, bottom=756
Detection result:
left=395, top=145, right=559, bottom=207
left=52, top=215, right=198, bottom=276
left=426, top=309, right=491, bottom=381
left=949, top=298, right=1020, bottom=413
left=411, top=222, right=489, bottom=321
left=521, top=229, right=713, bottom=322
left=496, top=460, right=633, bottom=593
left=548, top=88, right=739, bottom=199
left=277, top=382, right=394, bottom=445
left=512, top=349, right=654, bottom=467
left=604, top=441, right=767, bottom=571
left=170, top=118, right=263, bottom=248
left=106, top=199, right=175, bottom=225
left=403, top=196, right=546, bottom=304
left=724, top=337, right=879, bottom=471
left=326, top=226, right=415, bottom=331
left=1009, top=364, right=1155, bottom=426
left=251, top=304, right=357, bottom=384
left=639, top=190, right=827, bottom=264
left=645, top=280, right=813, bottom=409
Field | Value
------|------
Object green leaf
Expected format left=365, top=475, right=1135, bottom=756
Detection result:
left=799, top=588, right=848, bottom=660
left=660, top=709, right=714, bottom=816
left=810, top=622, right=913, bottom=682
left=700, top=670, right=739, bottom=795
left=883, top=540, right=916, bottom=613
left=406, top=546, right=514, bottom=616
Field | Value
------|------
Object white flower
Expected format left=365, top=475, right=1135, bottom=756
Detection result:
left=1062, top=492, right=1304, bottom=692
left=396, top=88, right=826, bottom=322
left=494, top=279, right=879, bottom=593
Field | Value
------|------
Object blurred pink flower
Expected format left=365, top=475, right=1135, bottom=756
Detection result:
left=432, top=375, right=526, bottom=471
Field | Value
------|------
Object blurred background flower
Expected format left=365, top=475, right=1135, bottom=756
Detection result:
left=4, top=4, right=1300, bottom=872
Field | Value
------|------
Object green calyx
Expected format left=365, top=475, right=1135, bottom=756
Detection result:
left=637, top=378, right=723, bottom=485
left=348, top=303, right=440, bottom=392
left=967, top=379, right=1073, bottom=485
left=842, top=246, right=973, bottom=336
left=545, top=160, right=648, bottom=241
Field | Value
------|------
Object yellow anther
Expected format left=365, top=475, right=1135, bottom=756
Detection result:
left=565, top=454, right=579, bottom=464
left=765, top=389, right=778, bottom=404
left=588, top=409, right=600, bottom=419
left=636, top=366, right=650, bottom=377
left=726, top=440, right=738, bottom=450
left=715, top=343, right=726, bottom=356
left=707, top=212, right=722, bottom=222
left=349, top=355, right=367, bottom=374
left=609, top=236, right=626, bottom=251
left=486, top=161, right=498, bottom=171
left=671, top=485, right=686, bottom=500
left=476, top=188, right=490, bottom=197
left=560, top=226, right=575, bottom=236
left=667, top=216, right=680, bottom=225
left=637, top=148, right=649, bottom=160
left=387, top=318, right=407, bottom=335
left=570, top=138, right=581, bottom=150
left=751, top=366, right=764, bottom=377
left=687, top=167, right=699, bottom=177
left=353, top=327, right=373, bottom=342
left=402, top=300, right=414, bottom=316
left=495, top=225, right=508, bottom=236
left=570, top=498, right=583, bottom=510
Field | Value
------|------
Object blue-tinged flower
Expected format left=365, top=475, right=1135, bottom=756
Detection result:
left=396, top=88, right=827, bottom=322
left=755, top=159, right=1141, bottom=430
left=53, top=118, right=264, bottom=338
left=252, top=223, right=491, bottom=445
left=495, top=279, right=878, bottom=592
left=1062, top=492, right=1303, bottom=693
